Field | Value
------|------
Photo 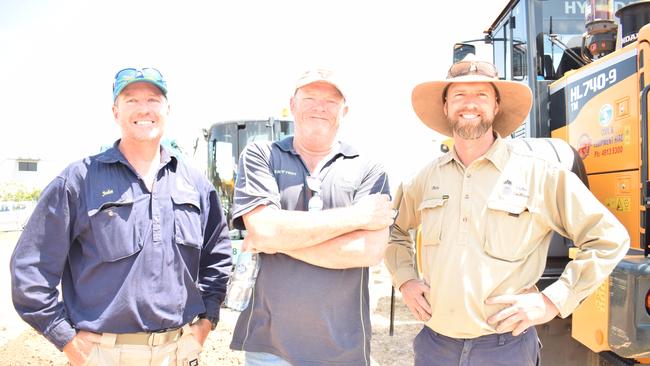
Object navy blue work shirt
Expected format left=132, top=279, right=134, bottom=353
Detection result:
left=10, top=141, right=232, bottom=350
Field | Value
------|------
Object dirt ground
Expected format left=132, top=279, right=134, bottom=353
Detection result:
left=0, top=231, right=420, bottom=366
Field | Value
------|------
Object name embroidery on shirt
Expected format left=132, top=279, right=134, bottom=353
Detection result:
left=101, top=189, right=113, bottom=197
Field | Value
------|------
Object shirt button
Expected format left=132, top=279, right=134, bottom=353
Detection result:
left=462, top=217, right=468, bottom=223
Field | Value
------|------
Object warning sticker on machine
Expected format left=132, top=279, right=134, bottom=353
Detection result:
left=605, top=197, right=631, bottom=212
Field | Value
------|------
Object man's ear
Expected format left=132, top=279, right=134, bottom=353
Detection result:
left=289, top=96, right=296, bottom=116
left=341, top=105, right=349, bottom=118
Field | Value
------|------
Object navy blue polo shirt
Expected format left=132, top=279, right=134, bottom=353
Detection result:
left=230, top=137, right=390, bottom=366
left=10, top=141, right=232, bottom=350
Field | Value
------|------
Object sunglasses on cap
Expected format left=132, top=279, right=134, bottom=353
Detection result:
left=446, top=60, right=499, bottom=79
left=443, top=60, right=501, bottom=103
left=112, top=67, right=167, bottom=101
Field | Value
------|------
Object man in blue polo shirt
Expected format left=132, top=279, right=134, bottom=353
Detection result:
left=229, top=69, right=394, bottom=365
left=10, top=68, right=232, bottom=365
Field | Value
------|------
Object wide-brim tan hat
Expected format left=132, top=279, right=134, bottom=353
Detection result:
left=412, top=58, right=532, bottom=137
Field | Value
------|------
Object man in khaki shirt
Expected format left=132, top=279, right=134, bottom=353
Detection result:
left=385, top=57, right=630, bottom=366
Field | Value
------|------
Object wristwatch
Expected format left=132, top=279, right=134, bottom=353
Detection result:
left=196, top=313, right=218, bottom=330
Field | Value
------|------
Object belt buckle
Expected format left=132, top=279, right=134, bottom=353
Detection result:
left=149, top=331, right=171, bottom=346
left=147, top=328, right=179, bottom=346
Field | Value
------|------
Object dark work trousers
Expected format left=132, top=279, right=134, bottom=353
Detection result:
left=414, top=326, right=540, bottom=366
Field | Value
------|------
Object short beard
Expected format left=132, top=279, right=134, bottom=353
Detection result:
left=449, top=116, right=493, bottom=140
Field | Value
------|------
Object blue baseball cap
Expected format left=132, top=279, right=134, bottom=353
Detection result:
left=112, top=67, right=168, bottom=101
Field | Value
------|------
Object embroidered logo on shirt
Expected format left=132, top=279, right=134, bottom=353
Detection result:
left=274, top=169, right=297, bottom=176
left=101, top=189, right=113, bottom=197
left=502, top=183, right=512, bottom=196
left=431, top=185, right=439, bottom=190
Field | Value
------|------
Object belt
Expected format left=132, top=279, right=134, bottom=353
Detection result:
left=114, top=328, right=183, bottom=346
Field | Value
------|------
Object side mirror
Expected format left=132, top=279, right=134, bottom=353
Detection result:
left=440, top=138, right=454, bottom=154
left=453, top=43, right=476, bottom=63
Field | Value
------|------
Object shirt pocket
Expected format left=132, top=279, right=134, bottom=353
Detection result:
left=418, top=197, right=446, bottom=246
left=483, top=200, right=538, bottom=262
left=88, top=193, right=143, bottom=262
left=171, top=190, right=204, bottom=250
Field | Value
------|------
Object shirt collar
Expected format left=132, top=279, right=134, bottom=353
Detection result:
left=439, top=150, right=455, bottom=166
left=483, top=133, right=509, bottom=172
left=275, top=136, right=359, bottom=158
left=96, top=139, right=176, bottom=167
left=438, top=132, right=509, bottom=171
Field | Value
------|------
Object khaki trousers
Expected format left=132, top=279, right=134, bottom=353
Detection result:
left=79, top=325, right=202, bottom=366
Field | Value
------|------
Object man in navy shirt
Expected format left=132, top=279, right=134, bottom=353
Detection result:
left=10, top=67, right=231, bottom=365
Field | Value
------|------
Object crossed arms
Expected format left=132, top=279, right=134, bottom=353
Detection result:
left=242, top=194, right=393, bottom=269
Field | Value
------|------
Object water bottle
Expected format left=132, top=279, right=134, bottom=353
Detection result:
left=308, top=193, right=323, bottom=211
left=306, top=176, right=323, bottom=211
left=224, top=251, right=260, bottom=311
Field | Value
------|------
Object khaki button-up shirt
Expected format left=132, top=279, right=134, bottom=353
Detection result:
left=385, top=136, right=629, bottom=339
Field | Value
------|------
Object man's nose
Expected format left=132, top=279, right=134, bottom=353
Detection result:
left=462, top=100, right=479, bottom=109
left=135, top=101, right=157, bottom=113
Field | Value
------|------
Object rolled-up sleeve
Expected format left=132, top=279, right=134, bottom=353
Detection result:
left=541, top=168, right=630, bottom=318
left=198, top=185, right=232, bottom=324
left=385, top=182, right=420, bottom=290
left=10, top=177, right=77, bottom=350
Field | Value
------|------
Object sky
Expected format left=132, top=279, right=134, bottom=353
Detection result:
left=0, top=0, right=505, bottom=188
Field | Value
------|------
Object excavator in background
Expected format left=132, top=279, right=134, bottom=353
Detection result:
left=444, top=0, right=650, bottom=364
left=205, top=118, right=293, bottom=259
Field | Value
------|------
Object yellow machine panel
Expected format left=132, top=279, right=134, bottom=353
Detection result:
left=572, top=169, right=640, bottom=353
left=552, top=48, right=640, bottom=176
left=572, top=279, right=611, bottom=353
left=589, top=171, right=641, bottom=250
